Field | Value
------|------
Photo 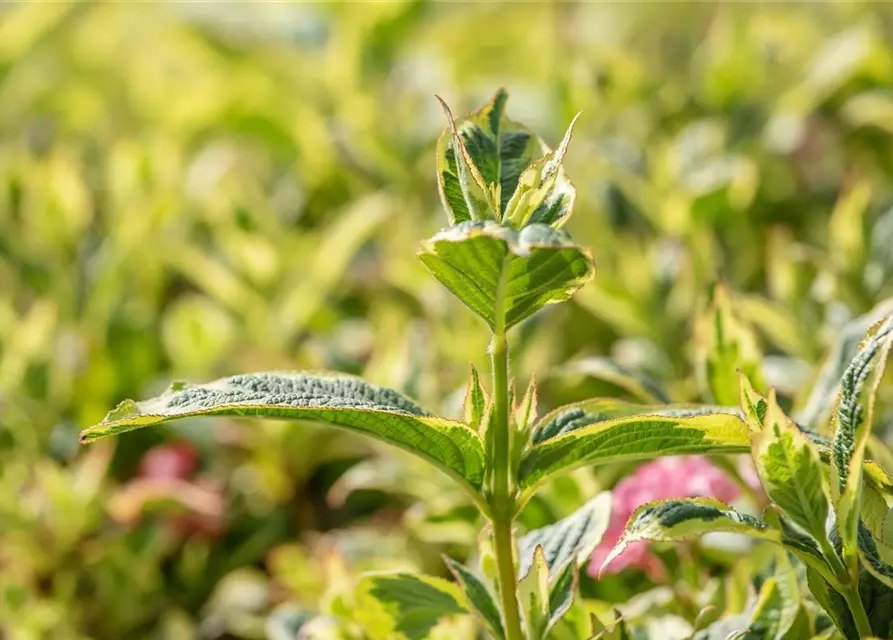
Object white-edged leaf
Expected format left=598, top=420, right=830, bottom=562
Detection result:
left=504, top=112, right=580, bottom=228
left=80, top=372, right=486, bottom=494
left=419, top=221, right=594, bottom=332
left=831, top=314, right=893, bottom=559
left=797, top=298, right=893, bottom=428
left=750, top=383, right=831, bottom=541
left=443, top=557, right=504, bottom=640
left=531, top=399, right=740, bottom=445
left=517, top=491, right=612, bottom=579
left=434, top=89, right=577, bottom=225
left=518, top=545, right=550, bottom=640
left=545, top=561, right=577, bottom=637
left=520, top=410, right=749, bottom=493
left=602, top=498, right=776, bottom=573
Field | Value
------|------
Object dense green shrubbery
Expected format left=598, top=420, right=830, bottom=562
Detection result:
left=3, top=3, right=893, bottom=639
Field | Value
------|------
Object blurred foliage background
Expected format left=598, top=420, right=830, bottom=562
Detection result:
left=3, top=2, right=893, bottom=638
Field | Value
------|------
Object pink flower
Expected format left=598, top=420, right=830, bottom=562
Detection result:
left=589, top=456, right=741, bottom=579
left=138, top=442, right=200, bottom=480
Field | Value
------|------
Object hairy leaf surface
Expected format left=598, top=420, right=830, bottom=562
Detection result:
left=797, top=298, right=893, bottom=428
left=831, top=314, right=893, bottom=557
left=520, top=412, right=749, bottom=492
left=419, top=221, right=594, bottom=331
left=80, top=372, right=486, bottom=492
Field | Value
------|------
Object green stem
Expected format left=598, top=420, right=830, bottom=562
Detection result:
left=490, top=334, right=524, bottom=640
left=818, top=538, right=872, bottom=637
left=842, top=583, right=873, bottom=638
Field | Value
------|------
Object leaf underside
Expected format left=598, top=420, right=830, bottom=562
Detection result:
left=80, top=372, right=486, bottom=491
left=419, top=221, right=594, bottom=331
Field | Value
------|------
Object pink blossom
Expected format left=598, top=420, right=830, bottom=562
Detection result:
left=589, top=456, right=742, bottom=579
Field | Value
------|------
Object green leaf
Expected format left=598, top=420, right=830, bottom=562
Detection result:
left=831, top=315, right=893, bottom=560
left=545, top=562, right=577, bottom=637
left=436, top=94, right=494, bottom=221
left=514, top=374, right=538, bottom=434
left=517, top=491, right=612, bottom=579
left=80, top=373, right=486, bottom=495
left=602, top=498, right=777, bottom=572
left=443, top=557, right=504, bottom=640
left=418, top=221, right=594, bottom=332
left=464, top=365, right=488, bottom=432
left=520, top=411, right=749, bottom=493
left=516, top=549, right=578, bottom=640
left=695, top=283, right=766, bottom=406
left=797, top=298, right=893, bottom=428
left=750, top=384, right=831, bottom=541
left=806, top=567, right=858, bottom=640
left=858, top=523, right=893, bottom=591
left=434, top=89, right=576, bottom=224
left=518, top=545, right=550, bottom=640
left=504, top=112, right=580, bottom=228
left=745, top=573, right=808, bottom=640
left=357, top=572, right=468, bottom=640
left=531, top=399, right=739, bottom=445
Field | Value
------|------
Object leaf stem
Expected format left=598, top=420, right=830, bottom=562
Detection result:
left=490, top=334, right=524, bottom=640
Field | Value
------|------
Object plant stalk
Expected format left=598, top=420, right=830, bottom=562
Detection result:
left=490, top=334, right=524, bottom=640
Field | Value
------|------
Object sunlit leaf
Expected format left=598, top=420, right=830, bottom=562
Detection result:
left=419, top=221, right=594, bottom=332
left=602, top=498, right=776, bottom=572
left=357, top=572, right=468, bottom=640
left=80, top=373, right=486, bottom=495
left=749, top=383, right=831, bottom=541
left=517, top=545, right=550, bottom=639
left=504, top=112, right=580, bottom=228
left=797, top=299, right=893, bottom=428
left=831, top=314, right=893, bottom=559
left=463, top=365, right=488, bottom=432
left=520, top=411, right=749, bottom=493
left=435, top=89, right=577, bottom=225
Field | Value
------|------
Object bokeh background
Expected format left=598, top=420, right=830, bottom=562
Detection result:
left=3, top=2, right=893, bottom=638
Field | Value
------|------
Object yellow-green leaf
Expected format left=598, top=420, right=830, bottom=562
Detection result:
left=419, top=221, right=594, bottom=332
left=80, top=373, right=486, bottom=496
left=520, top=411, right=749, bottom=493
